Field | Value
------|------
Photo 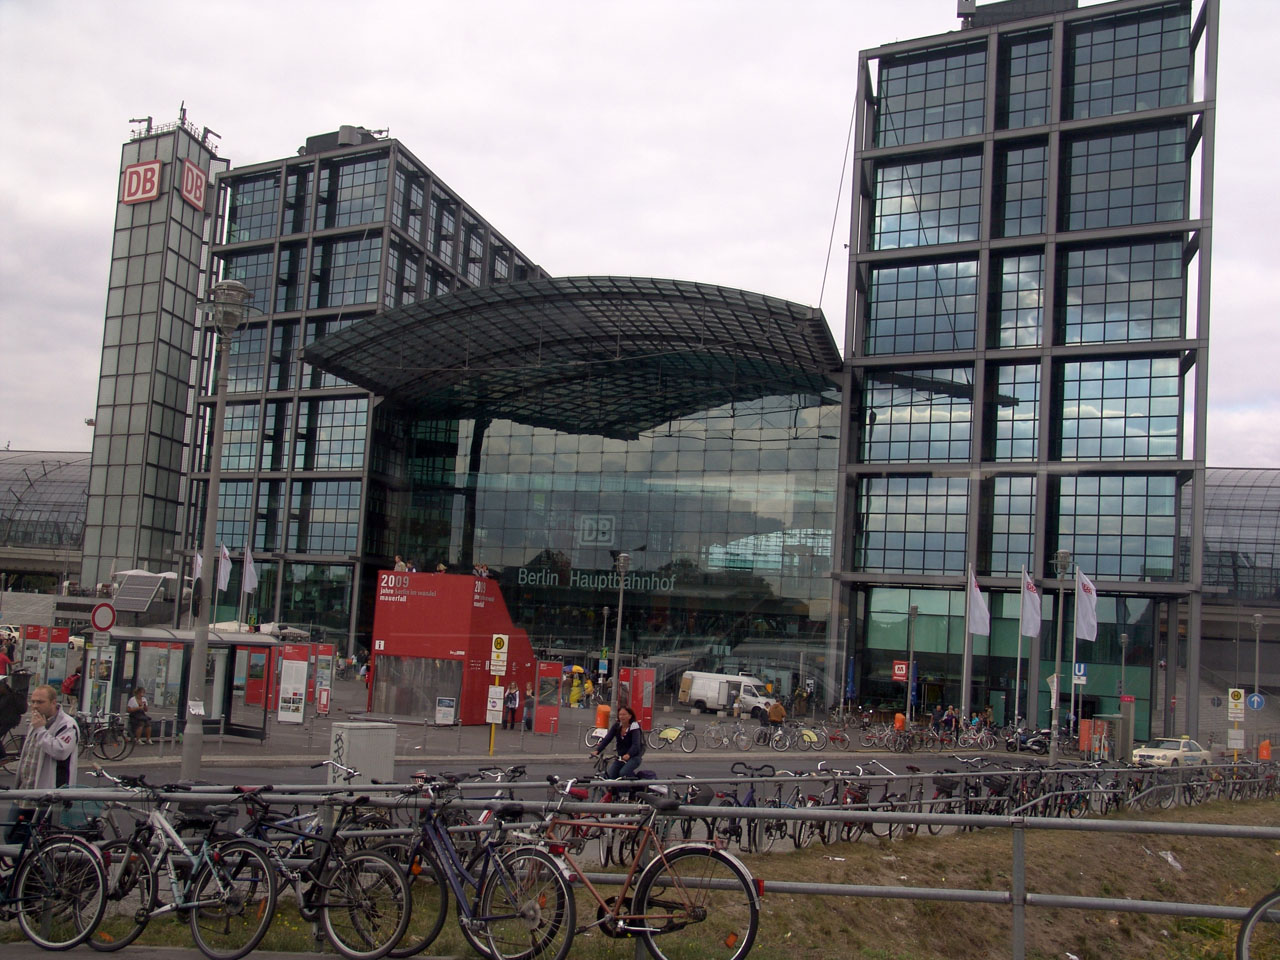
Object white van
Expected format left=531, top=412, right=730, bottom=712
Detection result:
left=678, top=671, right=771, bottom=716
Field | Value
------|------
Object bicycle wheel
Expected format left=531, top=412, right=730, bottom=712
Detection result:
left=756, top=800, right=782, bottom=854
left=732, top=731, right=753, bottom=752
left=793, top=798, right=819, bottom=849
left=479, top=847, right=575, bottom=960
left=648, top=729, right=670, bottom=751
left=679, top=731, right=698, bottom=754
left=635, top=846, right=758, bottom=960
left=90, top=839, right=157, bottom=951
left=1238, top=887, right=1280, bottom=960
left=95, top=726, right=132, bottom=762
left=187, top=840, right=278, bottom=960
left=376, top=841, right=449, bottom=959
left=320, top=848, right=412, bottom=960
left=927, top=797, right=958, bottom=836
left=15, top=835, right=107, bottom=950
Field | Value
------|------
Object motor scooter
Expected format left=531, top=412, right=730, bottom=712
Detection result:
left=1004, top=726, right=1050, bottom=754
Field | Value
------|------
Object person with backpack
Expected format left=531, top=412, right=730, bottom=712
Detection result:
left=60, top=668, right=82, bottom=713
left=589, top=703, right=645, bottom=779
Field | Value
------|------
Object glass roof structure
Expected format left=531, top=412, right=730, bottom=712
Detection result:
left=1183, top=467, right=1280, bottom=603
left=0, top=451, right=91, bottom=549
left=302, top=276, right=842, bottom=440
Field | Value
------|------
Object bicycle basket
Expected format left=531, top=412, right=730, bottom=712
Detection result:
left=984, top=775, right=1010, bottom=794
left=933, top=777, right=960, bottom=795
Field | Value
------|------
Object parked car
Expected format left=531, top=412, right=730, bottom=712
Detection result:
left=1133, top=737, right=1212, bottom=766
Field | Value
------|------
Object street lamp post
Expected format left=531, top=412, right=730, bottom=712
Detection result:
left=1254, top=613, right=1264, bottom=695
left=610, top=553, right=631, bottom=723
left=1048, top=549, right=1072, bottom=764
left=181, top=279, right=254, bottom=780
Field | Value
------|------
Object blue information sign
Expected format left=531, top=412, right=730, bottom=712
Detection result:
left=1247, top=692, right=1266, bottom=710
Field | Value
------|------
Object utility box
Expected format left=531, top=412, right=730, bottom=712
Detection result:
left=328, top=721, right=396, bottom=785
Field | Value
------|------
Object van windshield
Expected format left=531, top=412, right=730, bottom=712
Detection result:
left=741, top=685, right=757, bottom=697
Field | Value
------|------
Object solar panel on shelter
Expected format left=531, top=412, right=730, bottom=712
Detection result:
left=113, top=574, right=164, bottom=612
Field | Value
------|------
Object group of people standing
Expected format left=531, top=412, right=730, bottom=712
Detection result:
left=930, top=703, right=995, bottom=732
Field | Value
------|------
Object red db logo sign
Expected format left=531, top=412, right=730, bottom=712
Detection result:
left=892, top=660, right=910, bottom=682
left=180, top=159, right=206, bottom=210
left=122, top=160, right=162, bottom=205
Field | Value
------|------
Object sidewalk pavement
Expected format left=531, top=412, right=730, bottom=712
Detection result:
left=97, top=678, right=635, bottom=768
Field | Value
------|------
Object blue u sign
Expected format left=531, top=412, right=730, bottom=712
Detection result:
left=1073, top=663, right=1087, bottom=678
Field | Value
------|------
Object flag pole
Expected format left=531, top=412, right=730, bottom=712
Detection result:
left=960, top=563, right=974, bottom=722
left=1069, top=564, right=1079, bottom=741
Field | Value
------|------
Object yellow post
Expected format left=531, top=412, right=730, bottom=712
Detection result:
left=490, top=673, right=500, bottom=756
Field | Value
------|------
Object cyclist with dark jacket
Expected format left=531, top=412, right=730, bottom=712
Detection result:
left=590, top=703, right=645, bottom=778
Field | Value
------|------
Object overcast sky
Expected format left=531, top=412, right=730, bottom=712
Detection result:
left=1, top=0, right=1275, bottom=466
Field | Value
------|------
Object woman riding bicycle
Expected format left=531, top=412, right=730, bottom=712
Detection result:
left=590, top=703, right=645, bottom=778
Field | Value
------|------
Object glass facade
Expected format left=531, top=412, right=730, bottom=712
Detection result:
left=841, top=0, right=1213, bottom=736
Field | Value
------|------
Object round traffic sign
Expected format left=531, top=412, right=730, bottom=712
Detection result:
left=90, top=602, right=116, bottom=633
left=1210, top=696, right=1222, bottom=708
left=1247, top=693, right=1266, bottom=710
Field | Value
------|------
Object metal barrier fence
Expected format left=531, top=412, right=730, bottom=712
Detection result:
left=4, top=761, right=1274, bottom=960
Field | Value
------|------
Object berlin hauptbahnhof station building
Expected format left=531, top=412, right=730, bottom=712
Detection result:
left=34, top=0, right=1262, bottom=741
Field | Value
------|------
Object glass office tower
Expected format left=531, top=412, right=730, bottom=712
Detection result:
left=835, top=0, right=1218, bottom=740
left=183, top=127, right=544, bottom=646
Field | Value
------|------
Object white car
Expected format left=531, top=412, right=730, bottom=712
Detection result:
left=1133, top=737, right=1212, bottom=766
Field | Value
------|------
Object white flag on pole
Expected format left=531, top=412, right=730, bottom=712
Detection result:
left=217, top=543, right=232, bottom=592
left=967, top=566, right=990, bottom=635
left=1019, top=566, right=1042, bottom=638
left=242, top=545, right=258, bottom=594
left=193, top=551, right=203, bottom=584
left=1075, top=567, right=1098, bottom=641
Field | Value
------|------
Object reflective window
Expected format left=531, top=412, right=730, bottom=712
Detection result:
left=288, top=482, right=362, bottom=554
left=261, top=400, right=292, bottom=472
left=222, top=250, right=273, bottom=314
left=268, top=321, right=297, bottom=391
left=988, top=364, right=1040, bottom=461
left=875, top=44, right=986, bottom=147
left=225, top=324, right=266, bottom=394
left=302, top=316, right=360, bottom=389
left=1059, top=356, right=1180, bottom=460
left=429, top=193, right=456, bottom=265
left=991, top=253, right=1043, bottom=348
left=867, top=261, right=977, bottom=354
left=1061, top=125, right=1187, bottom=231
left=316, top=154, right=387, bottom=229
left=1065, top=4, right=1190, bottom=120
left=855, top=476, right=969, bottom=574
left=294, top=397, right=368, bottom=470
left=861, top=367, right=973, bottom=463
left=874, top=154, right=982, bottom=249
left=393, top=165, right=425, bottom=243
left=383, top=243, right=418, bottom=308
left=309, top=236, right=382, bottom=308
left=226, top=173, right=279, bottom=243
left=281, top=562, right=353, bottom=637
left=1060, top=240, right=1184, bottom=344
left=995, top=144, right=1047, bottom=238
left=213, top=480, right=253, bottom=548
left=1056, top=474, right=1176, bottom=579
left=275, top=244, right=308, bottom=312
left=984, top=475, right=1037, bottom=576
left=255, top=479, right=285, bottom=552
left=997, top=30, right=1052, bottom=129
left=464, top=220, right=485, bottom=285
left=282, top=164, right=313, bottom=236
left=221, top=403, right=260, bottom=472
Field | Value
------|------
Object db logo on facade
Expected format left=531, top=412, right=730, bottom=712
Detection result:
left=121, top=160, right=163, bottom=205
left=181, top=159, right=207, bottom=210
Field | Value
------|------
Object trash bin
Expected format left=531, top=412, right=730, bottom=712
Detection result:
left=595, top=704, right=611, bottom=730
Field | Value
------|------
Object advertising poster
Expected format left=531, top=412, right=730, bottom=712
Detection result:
left=277, top=658, right=308, bottom=724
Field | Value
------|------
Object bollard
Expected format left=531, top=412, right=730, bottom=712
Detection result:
left=157, top=719, right=166, bottom=759
left=456, top=721, right=463, bottom=754
left=218, top=717, right=225, bottom=754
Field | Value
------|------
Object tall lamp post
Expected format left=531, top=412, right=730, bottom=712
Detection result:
left=1048, top=548, right=1072, bottom=764
left=609, top=553, right=631, bottom=723
left=181, top=279, right=254, bottom=779
left=1254, top=613, right=1264, bottom=695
